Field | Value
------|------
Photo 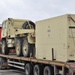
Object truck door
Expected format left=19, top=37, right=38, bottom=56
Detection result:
left=2, top=21, right=8, bottom=38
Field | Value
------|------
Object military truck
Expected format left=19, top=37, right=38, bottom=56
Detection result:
left=2, top=18, right=35, bottom=56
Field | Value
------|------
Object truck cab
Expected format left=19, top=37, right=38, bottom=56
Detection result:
left=2, top=18, right=35, bottom=57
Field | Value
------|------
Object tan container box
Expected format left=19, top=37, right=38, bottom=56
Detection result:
left=36, top=14, right=75, bottom=62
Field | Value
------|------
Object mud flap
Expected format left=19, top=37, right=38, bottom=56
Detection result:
left=0, top=57, right=8, bottom=69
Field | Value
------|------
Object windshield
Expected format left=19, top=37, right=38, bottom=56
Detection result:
left=69, top=26, right=75, bottom=28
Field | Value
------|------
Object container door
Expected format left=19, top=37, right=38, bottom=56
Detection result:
left=68, top=24, right=75, bottom=62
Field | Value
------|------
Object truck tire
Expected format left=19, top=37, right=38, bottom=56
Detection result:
left=22, top=21, right=35, bottom=29
left=25, top=63, right=33, bottom=75
left=22, top=38, right=32, bottom=57
left=15, top=39, right=22, bottom=56
left=0, top=58, right=3, bottom=69
left=44, top=66, right=53, bottom=75
left=2, top=40, right=9, bottom=55
left=33, top=65, right=42, bottom=75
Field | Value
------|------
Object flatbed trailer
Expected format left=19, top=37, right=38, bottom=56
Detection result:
left=1, top=15, right=75, bottom=75
left=0, top=54, right=75, bottom=75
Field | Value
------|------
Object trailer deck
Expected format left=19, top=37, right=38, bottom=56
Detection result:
left=0, top=54, right=75, bottom=71
left=0, top=54, right=75, bottom=75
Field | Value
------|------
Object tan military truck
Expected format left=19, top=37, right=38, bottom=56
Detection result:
left=2, top=18, right=35, bottom=57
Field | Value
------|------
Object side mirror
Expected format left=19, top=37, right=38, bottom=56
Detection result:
left=8, top=18, right=11, bottom=21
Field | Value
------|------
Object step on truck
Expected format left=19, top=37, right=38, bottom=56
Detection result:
left=0, top=14, right=75, bottom=75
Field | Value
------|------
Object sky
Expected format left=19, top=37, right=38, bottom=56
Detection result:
left=0, top=0, right=75, bottom=25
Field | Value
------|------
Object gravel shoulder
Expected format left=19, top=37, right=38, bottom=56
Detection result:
left=0, top=69, right=25, bottom=75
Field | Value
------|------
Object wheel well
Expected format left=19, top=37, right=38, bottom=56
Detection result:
left=2, top=38, right=6, bottom=41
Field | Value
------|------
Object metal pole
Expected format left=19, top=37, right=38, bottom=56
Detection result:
left=54, top=65, right=57, bottom=75
left=62, top=67, right=64, bottom=75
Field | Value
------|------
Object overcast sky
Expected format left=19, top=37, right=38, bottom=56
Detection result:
left=0, top=0, right=75, bottom=25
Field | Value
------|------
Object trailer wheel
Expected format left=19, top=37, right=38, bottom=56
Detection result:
left=33, top=65, right=42, bottom=75
left=22, top=38, right=32, bottom=57
left=44, top=66, right=53, bottom=75
left=15, top=39, right=22, bottom=56
left=25, top=63, right=33, bottom=75
left=2, top=40, right=9, bottom=55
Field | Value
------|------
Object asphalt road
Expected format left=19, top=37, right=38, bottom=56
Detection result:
left=0, top=69, right=25, bottom=75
